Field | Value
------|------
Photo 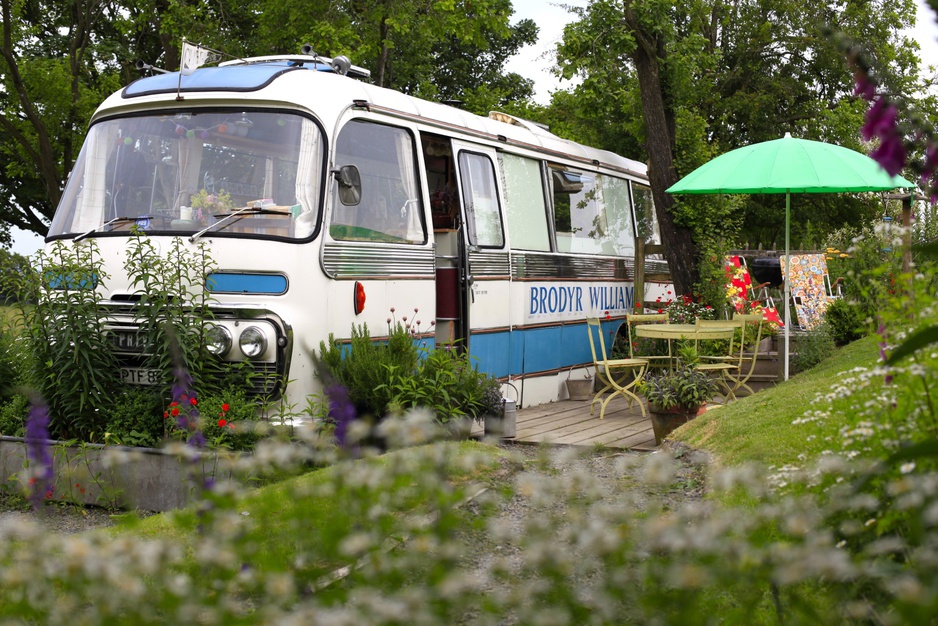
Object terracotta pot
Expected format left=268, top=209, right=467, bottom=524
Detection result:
left=649, top=404, right=706, bottom=445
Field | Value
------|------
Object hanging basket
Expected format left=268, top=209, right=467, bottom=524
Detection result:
left=565, top=365, right=593, bottom=401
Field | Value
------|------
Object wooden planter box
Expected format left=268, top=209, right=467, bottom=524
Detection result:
left=0, top=436, right=240, bottom=512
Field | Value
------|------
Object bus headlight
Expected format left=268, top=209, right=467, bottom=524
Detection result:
left=206, top=324, right=232, bottom=356
left=238, top=326, right=268, bottom=359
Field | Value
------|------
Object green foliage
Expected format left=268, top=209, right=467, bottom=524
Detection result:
left=791, top=325, right=836, bottom=374
left=0, top=394, right=28, bottom=437
left=123, top=231, right=225, bottom=397
left=8, top=240, right=121, bottom=439
left=102, top=387, right=165, bottom=449
left=638, top=365, right=717, bottom=411
left=318, top=318, right=422, bottom=418
left=196, top=388, right=266, bottom=451
left=823, top=297, right=866, bottom=346
left=383, top=346, right=502, bottom=424
left=319, top=314, right=501, bottom=424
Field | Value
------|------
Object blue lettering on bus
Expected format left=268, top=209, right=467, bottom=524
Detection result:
left=530, top=285, right=616, bottom=315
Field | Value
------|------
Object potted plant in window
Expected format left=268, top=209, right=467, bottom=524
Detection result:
left=637, top=355, right=718, bottom=445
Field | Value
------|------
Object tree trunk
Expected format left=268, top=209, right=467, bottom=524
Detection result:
left=624, top=5, right=699, bottom=298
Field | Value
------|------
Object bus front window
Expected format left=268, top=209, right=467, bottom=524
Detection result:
left=49, top=111, right=325, bottom=241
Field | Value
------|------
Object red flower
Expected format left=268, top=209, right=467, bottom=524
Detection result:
left=189, top=397, right=198, bottom=406
left=163, top=411, right=169, bottom=419
left=229, top=423, right=235, bottom=430
left=218, top=419, right=227, bottom=427
left=171, top=407, right=180, bottom=417
left=222, top=403, right=230, bottom=412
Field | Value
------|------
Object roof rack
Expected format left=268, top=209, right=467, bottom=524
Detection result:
left=219, top=52, right=371, bottom=80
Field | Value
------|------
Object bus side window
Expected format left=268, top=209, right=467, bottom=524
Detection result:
left=458, top=151, right=503, bottom=248
left=330, top=120, right=425, bottom=244
left=501, top=153, right=550, bottom=251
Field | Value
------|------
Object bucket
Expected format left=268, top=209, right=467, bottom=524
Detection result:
left=484, top=398, right=516, bottom=439
left=565, top=366, right=593, bottom=401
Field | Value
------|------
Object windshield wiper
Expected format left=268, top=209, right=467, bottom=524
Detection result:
left=188, top=205, right=289, bottom=243
left=74, top=216, right=154, bottom=242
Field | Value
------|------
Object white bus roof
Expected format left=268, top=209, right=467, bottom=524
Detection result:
left=104, top=58, right=647, bottom=179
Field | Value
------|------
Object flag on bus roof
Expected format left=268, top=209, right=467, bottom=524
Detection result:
left=180, top=40, right=219, bottom=75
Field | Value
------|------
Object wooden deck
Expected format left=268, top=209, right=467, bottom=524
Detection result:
left=475, top=395, right=659, bottom=451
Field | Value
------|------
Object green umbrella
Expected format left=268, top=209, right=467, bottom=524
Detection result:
left=666, top=133, right=916, bottom=380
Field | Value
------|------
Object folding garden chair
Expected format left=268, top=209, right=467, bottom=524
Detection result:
left=726, top=312, right=765, bottom=398
left=624, top=312, right=673, bottom=370
left=693, top=318, right=741, bottom=402
left=780, top=253, right=838, bottom=330
left=586, top=317, right=649, bottom=419
left=725, top=255, right=783, bottom=328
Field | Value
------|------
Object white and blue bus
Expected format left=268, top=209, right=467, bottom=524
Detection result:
left=46, top=50, right=670, bottom=414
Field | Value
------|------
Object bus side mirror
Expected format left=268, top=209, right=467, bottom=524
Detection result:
left=333, top=165, right=362, bottom=206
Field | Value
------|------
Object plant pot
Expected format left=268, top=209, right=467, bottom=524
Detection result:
left=649, top=404, right=707, bottom=445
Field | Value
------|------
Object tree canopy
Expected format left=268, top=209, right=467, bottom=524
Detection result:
left=553, top=0, right=933, bottom=295
left=0, top=0, right=532, bottom=240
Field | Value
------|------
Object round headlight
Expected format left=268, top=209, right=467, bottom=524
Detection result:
left=238, top=326, right=268, bottom=359
left=205, top=324, right=232, bottom=356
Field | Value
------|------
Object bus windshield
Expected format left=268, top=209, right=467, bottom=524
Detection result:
left=50, top=110, right=324, bottom=241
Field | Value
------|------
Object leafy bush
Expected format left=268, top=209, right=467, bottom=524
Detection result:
left=0, top=394, right=28, bottom=437
left=824, top=297, right=866, bottom=346
left=791, top=324, right=836, bottom=374
left=319, top=312, right=502, bottom=425
left=383, top=346, right=502, bottom=423
left=196, top=388, right=266, bottom=451
left=637, top=365, right=717, bottom=410
left=9, top=241, right=121, bottom=440
left=102, top=387, right=165, bottom=448
left=318, top=315, right=422, bottom=418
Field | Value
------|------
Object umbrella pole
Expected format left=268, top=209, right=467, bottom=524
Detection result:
left=784, top=192, right=790, bottom=381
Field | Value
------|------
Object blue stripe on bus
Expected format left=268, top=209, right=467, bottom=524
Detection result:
left=469, top=319, right=621, bottom=379
left=206, top=273, right=288, bottom=295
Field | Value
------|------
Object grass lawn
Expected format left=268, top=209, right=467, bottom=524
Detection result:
left=672, top=334, right=880, bottom=469
left=111, top=440, right=510, bottom=566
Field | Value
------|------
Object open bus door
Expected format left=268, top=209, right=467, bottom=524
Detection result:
left=423, top=133, right=510, bottom=380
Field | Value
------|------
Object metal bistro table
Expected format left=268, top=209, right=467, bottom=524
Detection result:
left=633, top=323, right=736, bottom=369
left=633, top=323, right=735, bottom=341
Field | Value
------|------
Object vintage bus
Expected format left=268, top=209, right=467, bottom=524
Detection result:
left=46, top=49, right=670, bottom=416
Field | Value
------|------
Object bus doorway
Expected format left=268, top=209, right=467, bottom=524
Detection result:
left=422, top=134, right=467, bottom=347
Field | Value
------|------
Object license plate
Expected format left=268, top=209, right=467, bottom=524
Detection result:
left=109, top=330, right=148, bottom=353
left=121, top=367, right=161, bottom=386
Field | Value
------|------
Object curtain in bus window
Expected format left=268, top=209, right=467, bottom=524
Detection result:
left=331, top=120, right=423, bottom=244
left=71, top=124, right=118, bottom=232
left=294, top=119, right=322, bottom=238
left=458, top=152, right=504, bottom=247
left=600, top=175, right=636, bottom=256
left=395, top=130, right=424, bottom=243
left=500, top=154, right=549, bottom=251
left=175, top=138, right=204, bottom=214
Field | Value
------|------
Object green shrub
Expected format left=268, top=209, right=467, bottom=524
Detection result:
left=791, top=324, right=835, bottom=374
left=0, top=394, right=28, bottom=437
left=319, top=316, right=422, bottom=418
left=102, top=387, right=165, bottom=448
left=824, top=297, right=866, bottom=346
left=196, top=387, right=266, bottom=451
left=319, top=312, right=502, bottom=424
left=382, top=346, right=502, bottom=423
left=0, top=327, right=23, bottom=403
